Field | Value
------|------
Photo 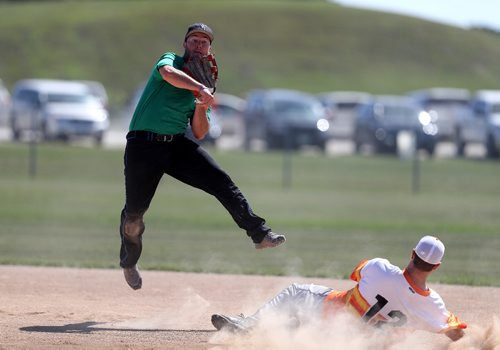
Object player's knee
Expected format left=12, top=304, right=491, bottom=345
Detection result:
left=123, top=213, right=145, bottom=239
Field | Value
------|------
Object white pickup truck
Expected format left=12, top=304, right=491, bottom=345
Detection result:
left=457, top=90, right=500, bottom=159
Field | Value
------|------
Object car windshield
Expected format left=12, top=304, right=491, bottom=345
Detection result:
left=336, top=102, right=359, bottom=110
left=47, top=93, right=90, bottom=104
left=374, top=104, right=420, bottom=127
left=424, top=99, right=468, bottom=109
left=269, top=99, right=322, bottom=121
left=216, top=105, right=240, bottom=118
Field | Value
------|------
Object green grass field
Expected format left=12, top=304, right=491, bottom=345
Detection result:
left=2, top=0, right=500, bottom=107
left=0, top=143, right=499, bottom=286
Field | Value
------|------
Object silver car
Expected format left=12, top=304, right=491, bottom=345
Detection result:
left=318, top=91, right=371, bottom=140
left=10, top=79, right=109, bottom=144
left=465, top=90, right=500, bottom=159
left=408, top=87, right=471, bottom=143
left=214, top=93, right=245, bottom=138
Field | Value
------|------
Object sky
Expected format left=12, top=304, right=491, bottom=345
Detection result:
left=335, top=0, right=500, bottom=31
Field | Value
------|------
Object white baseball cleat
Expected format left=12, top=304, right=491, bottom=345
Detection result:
left=255, top=232, right=286, bottom=249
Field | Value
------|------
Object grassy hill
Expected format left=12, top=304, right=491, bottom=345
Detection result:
left=1, top=0, right=500, bottom=108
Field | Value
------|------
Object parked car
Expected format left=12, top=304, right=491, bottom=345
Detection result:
left=469, top=90, right=500, bottom=158
left=10, top=79, right=109, bottom=144
left=123, top=81, right=222, bottom=145
left=318, top=91, right=371, bottom=140
left=79, top=80, right=109, bottom=110
left=0, top=79, right=11, bottom=126
left=244, top=89, right=330, bottom=151
left=213, top=93, right=245, bottom=139
left=408, top=87, right=471, bottom=143
left=354, top=95, right=438, bottom=155
left=184, top=110, right=222, bottom=146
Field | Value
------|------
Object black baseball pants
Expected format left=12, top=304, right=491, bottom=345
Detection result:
left=119, top=132, right=271, bottom=268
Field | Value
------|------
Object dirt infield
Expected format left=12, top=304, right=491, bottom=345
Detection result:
left=0, top=266, right=499, bottom=349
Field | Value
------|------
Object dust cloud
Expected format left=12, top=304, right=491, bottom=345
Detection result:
left=110, top=287, right=211, bottom=330
left=209, top=310, right=500, bottom=350
left=448, top=317, right=500, bottom=350
left=106, top=285, right=499, bottom=349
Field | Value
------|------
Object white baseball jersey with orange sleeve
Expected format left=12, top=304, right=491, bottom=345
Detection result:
left=324, top=258, right=467, bottom=333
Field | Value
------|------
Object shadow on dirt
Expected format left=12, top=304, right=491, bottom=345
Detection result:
left=20, top=322, right=215, bottom=334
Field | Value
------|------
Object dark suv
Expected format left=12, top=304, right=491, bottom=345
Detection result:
left=244, top=89, right=330, bottom=151
left=354, top=96, right=438, bottom=155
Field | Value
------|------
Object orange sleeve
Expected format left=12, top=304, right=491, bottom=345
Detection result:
left=350, top=259, right=369, bottom=282
left=440, top=312, right=467, bottom=332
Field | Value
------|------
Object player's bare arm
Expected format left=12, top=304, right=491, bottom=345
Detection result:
left=191, top=104, right=210, bottom=139
left=158, top=65, right=213, bottom=103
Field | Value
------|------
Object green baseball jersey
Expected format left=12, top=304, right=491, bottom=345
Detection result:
left=129, top=52, right=209, bottom=134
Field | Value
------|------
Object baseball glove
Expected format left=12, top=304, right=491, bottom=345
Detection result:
left=183, top=54, right=218, bottom=96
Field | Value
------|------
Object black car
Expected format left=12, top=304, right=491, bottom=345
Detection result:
left=354, top=96, right=438, bottom=155
left=244, top=89, right=330, bottom=151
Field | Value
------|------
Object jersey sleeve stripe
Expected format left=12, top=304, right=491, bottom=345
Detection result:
left=347, top=285, right=371, bottom=317
left=440, top=312, right=467, bottom=332
left=350, top=259, right=369, bottom=282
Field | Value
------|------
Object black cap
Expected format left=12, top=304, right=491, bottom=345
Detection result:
left=185, top=23, right=214, bottom=43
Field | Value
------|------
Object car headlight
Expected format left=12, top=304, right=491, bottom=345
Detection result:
left=316, top=118, right=329, bottom=132
left=418, top=111, right=432, bottom=126
left=95, top=111, right=109, bottom=123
